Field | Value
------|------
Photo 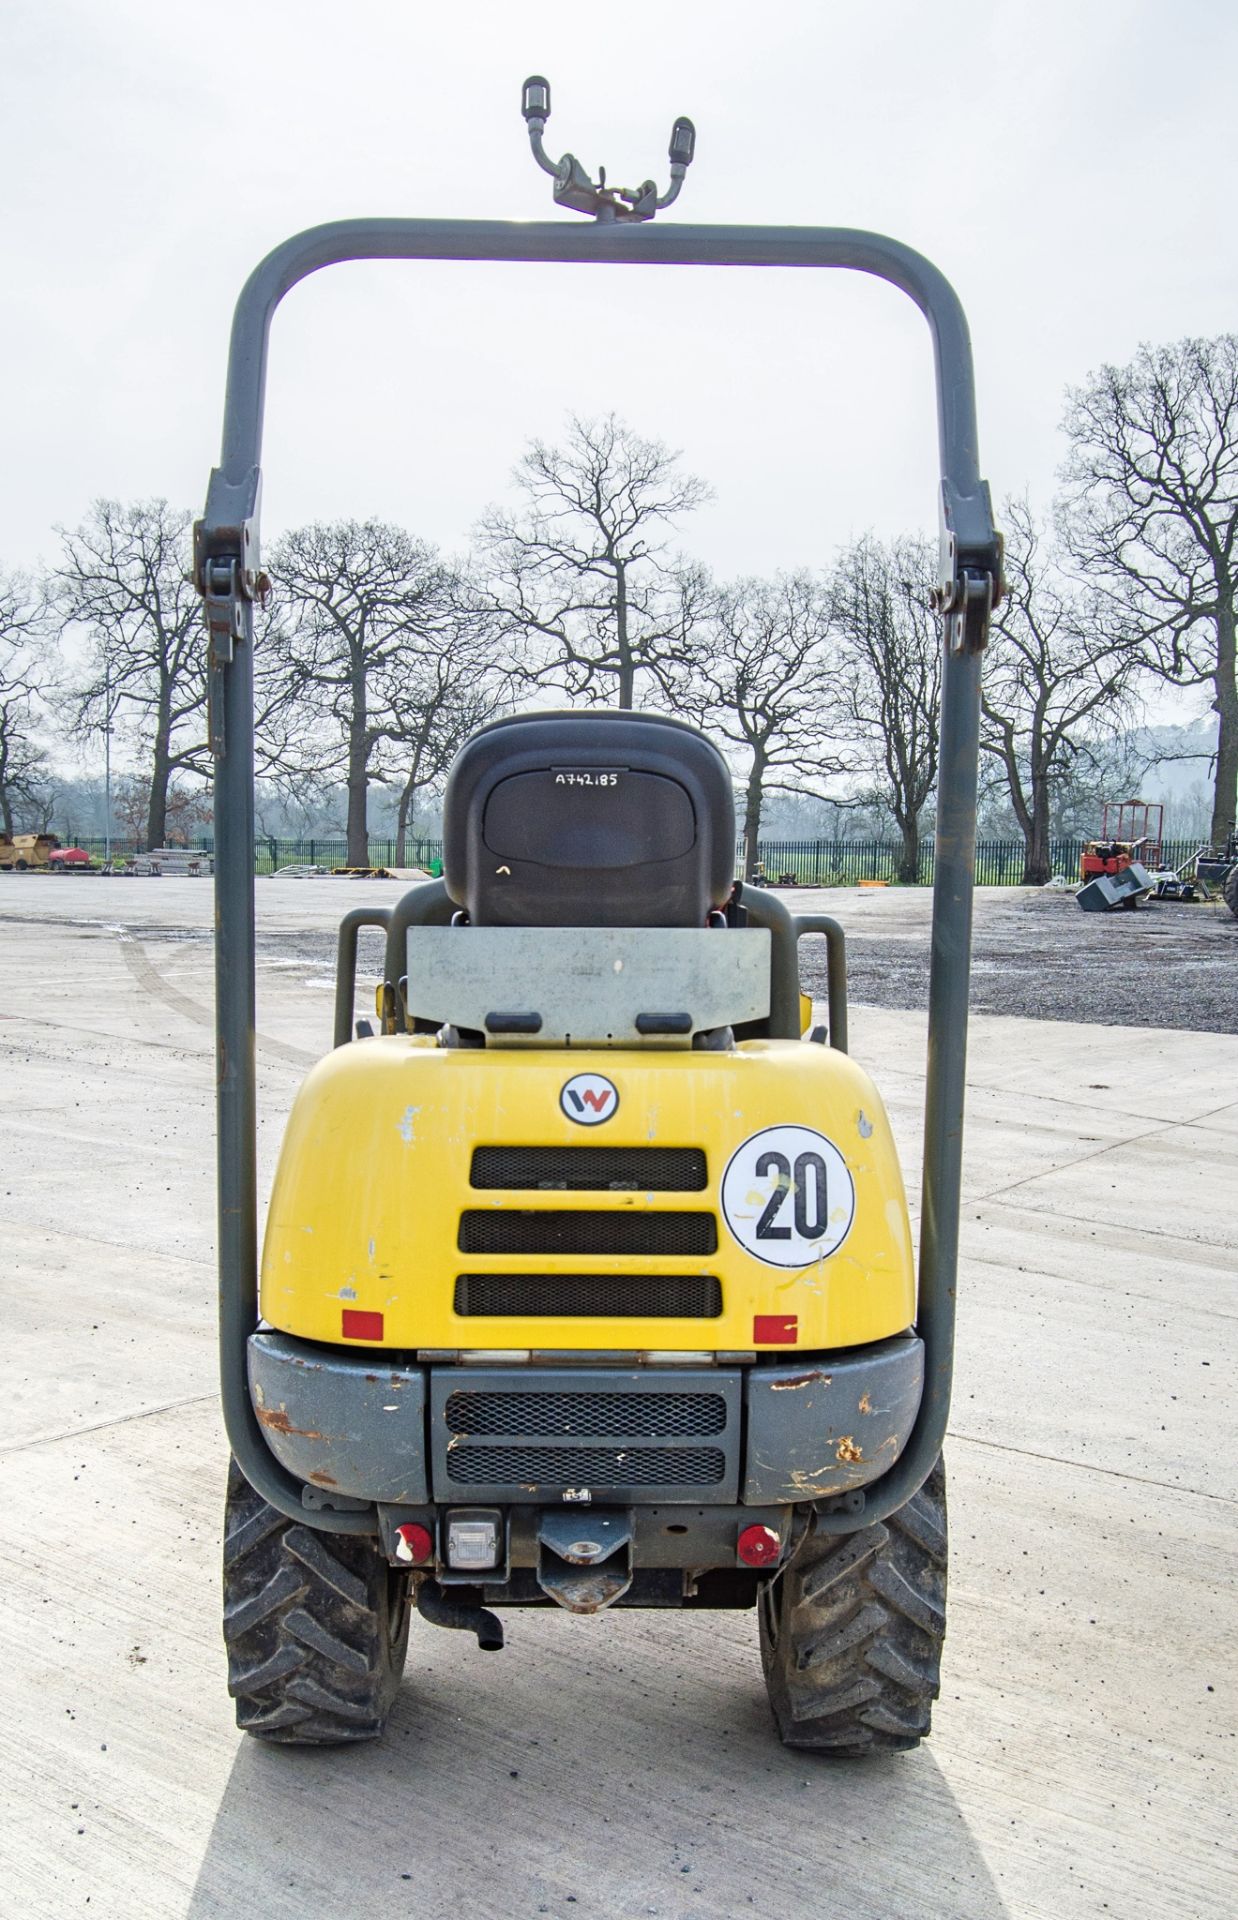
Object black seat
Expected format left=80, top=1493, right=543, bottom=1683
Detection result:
left=441, top=711, right=736, bottom=927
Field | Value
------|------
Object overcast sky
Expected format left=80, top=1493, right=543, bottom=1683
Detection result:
left=3, top=0, right=1236, bottom=628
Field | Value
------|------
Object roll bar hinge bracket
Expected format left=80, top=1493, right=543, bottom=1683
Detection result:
left=935, top=561, right=1001, bottom=655
left=201, top=557, right=244, bottom=664
left=193, top=520, right=270, bottom=757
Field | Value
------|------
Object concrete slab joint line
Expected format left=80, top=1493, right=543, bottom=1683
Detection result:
left=1, top=1393, right=218, bottom=1456
left=948, top=1429, right=1238, bottom=1507
left=971, top=1115, right=1198, bottom=1203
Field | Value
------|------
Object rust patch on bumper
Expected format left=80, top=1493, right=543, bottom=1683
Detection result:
left=256, top=1405, right=325, bottom=1441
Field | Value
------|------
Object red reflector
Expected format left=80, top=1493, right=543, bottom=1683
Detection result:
left=395, top=1523, right=434, bottom=1565
left=753, top=1314, right=798, bottom=1345
left=737, top=1524, right=782, bottom=1568
left=341, top=1308, right=384, bottom=1341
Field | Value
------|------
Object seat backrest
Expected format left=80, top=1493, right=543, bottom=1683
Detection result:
left=441, top=711, right=736, bottom=927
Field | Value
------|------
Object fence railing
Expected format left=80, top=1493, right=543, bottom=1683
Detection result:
left=56, top=833, right=1209, bottom=885
left=739, top=836, right=1207, bottom=885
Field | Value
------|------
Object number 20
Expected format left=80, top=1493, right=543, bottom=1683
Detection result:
left=754, top=1149, right=829, bottom=1240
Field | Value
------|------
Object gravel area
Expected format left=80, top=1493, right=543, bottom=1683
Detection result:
left=795, top=885, right=1238, bottom=1033
left=3, top=874, right=1234, bottom=1035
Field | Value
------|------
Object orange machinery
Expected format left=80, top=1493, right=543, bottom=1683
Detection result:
left=1080, top=800, right=1163, bottom=880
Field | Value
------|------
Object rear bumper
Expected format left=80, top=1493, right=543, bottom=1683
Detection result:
left=248, top=1330, right=923, bottom=1509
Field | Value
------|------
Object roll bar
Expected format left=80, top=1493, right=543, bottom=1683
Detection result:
left=197, top=217, right=1000, bottom=1536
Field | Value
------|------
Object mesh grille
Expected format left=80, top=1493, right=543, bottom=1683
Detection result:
left=445, top=1389, right=727, bottom=1438
left=458, top=1210, right=717, bottom=1256
left=470, top=1146, right=707, bottom=1191
left=446, top=1444, right=727, bottom=1488
left=454, top=1272, right=722, bottom=1318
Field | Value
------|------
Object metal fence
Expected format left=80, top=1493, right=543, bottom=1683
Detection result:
left=743, top=836, right=1207, bottom=886
left=61, top=832, right=1208, bottom=885
left=250, top=836, right=447, bottom=875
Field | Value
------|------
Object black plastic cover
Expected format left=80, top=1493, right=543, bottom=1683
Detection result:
left=442, top=711, right=736, bottom=926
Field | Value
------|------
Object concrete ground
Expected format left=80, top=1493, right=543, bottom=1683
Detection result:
left=0, top=876, right=1234, bottom=1920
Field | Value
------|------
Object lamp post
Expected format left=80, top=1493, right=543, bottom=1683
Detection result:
left=103, top=647, right=114, bottom=866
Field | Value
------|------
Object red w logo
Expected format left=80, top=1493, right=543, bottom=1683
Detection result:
left=562, top=1073, right=619, bottom=1124
left=568, top=1087, right=613, bottom=1114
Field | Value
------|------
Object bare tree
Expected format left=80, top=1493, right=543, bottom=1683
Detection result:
left=50, top=501, right=206, bottom=848
left=0, top=571, right=53, bottom=834
left=829, top=534, right=941, bottom=884
left=674, top=573, right=839, bottom=875
left=112, top=775, right=211, bottom=846
left=260, top=521, right=501, bottom=867
left=477, top=414, right=711, bottom=709
left=982, top=499, right=1139, bottom=883
left=1038, top=732, right=1158, bottom=842
left=1059, top=335, right=1238, bottom=846
left=375, top=619, right=507, bottom=863
left=260, top=521, right=463, bottom=866
left=50, top=501, right=205, bottom=847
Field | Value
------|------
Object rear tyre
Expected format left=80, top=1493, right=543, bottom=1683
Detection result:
left=759, top=1457, right=947, bottom=1755
left=222, top=1458, right=410, bottom=1745
left=1224, top=863, right=1238, bottom=921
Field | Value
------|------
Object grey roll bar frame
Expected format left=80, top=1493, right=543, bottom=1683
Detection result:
left=196, top=217, right=1000, bottom=1539
left=333, top=905, right=392, bottom=1050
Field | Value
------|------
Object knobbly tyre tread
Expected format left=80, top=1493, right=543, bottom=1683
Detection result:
left=1223, top=863, right=1238, bottom=921
left=222, top=1458, right=411, bottom=1744
left=759, top=1456, right=947, bottom=1754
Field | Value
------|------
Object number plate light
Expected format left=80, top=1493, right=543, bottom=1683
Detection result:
left=446, top=1511, right=503, bottom=1571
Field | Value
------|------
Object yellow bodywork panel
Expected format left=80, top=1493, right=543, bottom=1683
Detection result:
left=261, top=1038, right=914, bottom=1354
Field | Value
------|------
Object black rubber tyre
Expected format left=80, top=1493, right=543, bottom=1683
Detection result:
left=758, top=1457, right=947, bottom=1755
left=1223, top=863, right=1238, bottom=921
left=222, top=1458, right=411, bottom=1744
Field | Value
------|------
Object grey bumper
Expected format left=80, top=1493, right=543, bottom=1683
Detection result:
left=248, top=1331, right=923, bottom=1507
left=248, top=1338, right=429, bottom=1504
left=741, top=1337, right=924, bottom=1502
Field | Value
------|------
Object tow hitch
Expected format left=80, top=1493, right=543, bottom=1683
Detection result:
left=537, top=1509, right=633, bottom=1614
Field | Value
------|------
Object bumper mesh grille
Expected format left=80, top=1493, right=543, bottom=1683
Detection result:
left=470, top=1146, right=707, bottom=1191
left=445, top=1389, right=727, bottom=1438
left=458, top=1210, right=717, bottom=1256
left=454, top=1272, right=722, bottom=1319
left=446, top=1443, right=727, bottom=1488
left=431, top=1368, right=740, bottom=1502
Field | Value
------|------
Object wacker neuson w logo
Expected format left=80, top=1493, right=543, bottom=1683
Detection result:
left=560, top=1072, right=619, bottom=1125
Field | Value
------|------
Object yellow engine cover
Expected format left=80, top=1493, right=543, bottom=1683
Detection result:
left=261, top=1038, right=914, bottom=1354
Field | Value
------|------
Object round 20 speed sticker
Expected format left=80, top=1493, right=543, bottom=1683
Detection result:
left=721, top=1125, right=856, bottom=1269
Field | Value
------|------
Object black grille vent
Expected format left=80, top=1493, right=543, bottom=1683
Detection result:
left=445, top=1389, right=727, bottom=1438
left=454, top=1272, right=722, bottom=1318
left=446, top=1444, right=727, bottom=1488
left=430, top=1367, right=740, bottom=1503
left=470, top=1146, right=707, bottom=1191
left=458, top=1210, right=717, bottom=1256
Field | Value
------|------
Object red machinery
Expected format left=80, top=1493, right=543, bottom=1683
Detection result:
left=1080, top=801, right=1163, bottom=880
